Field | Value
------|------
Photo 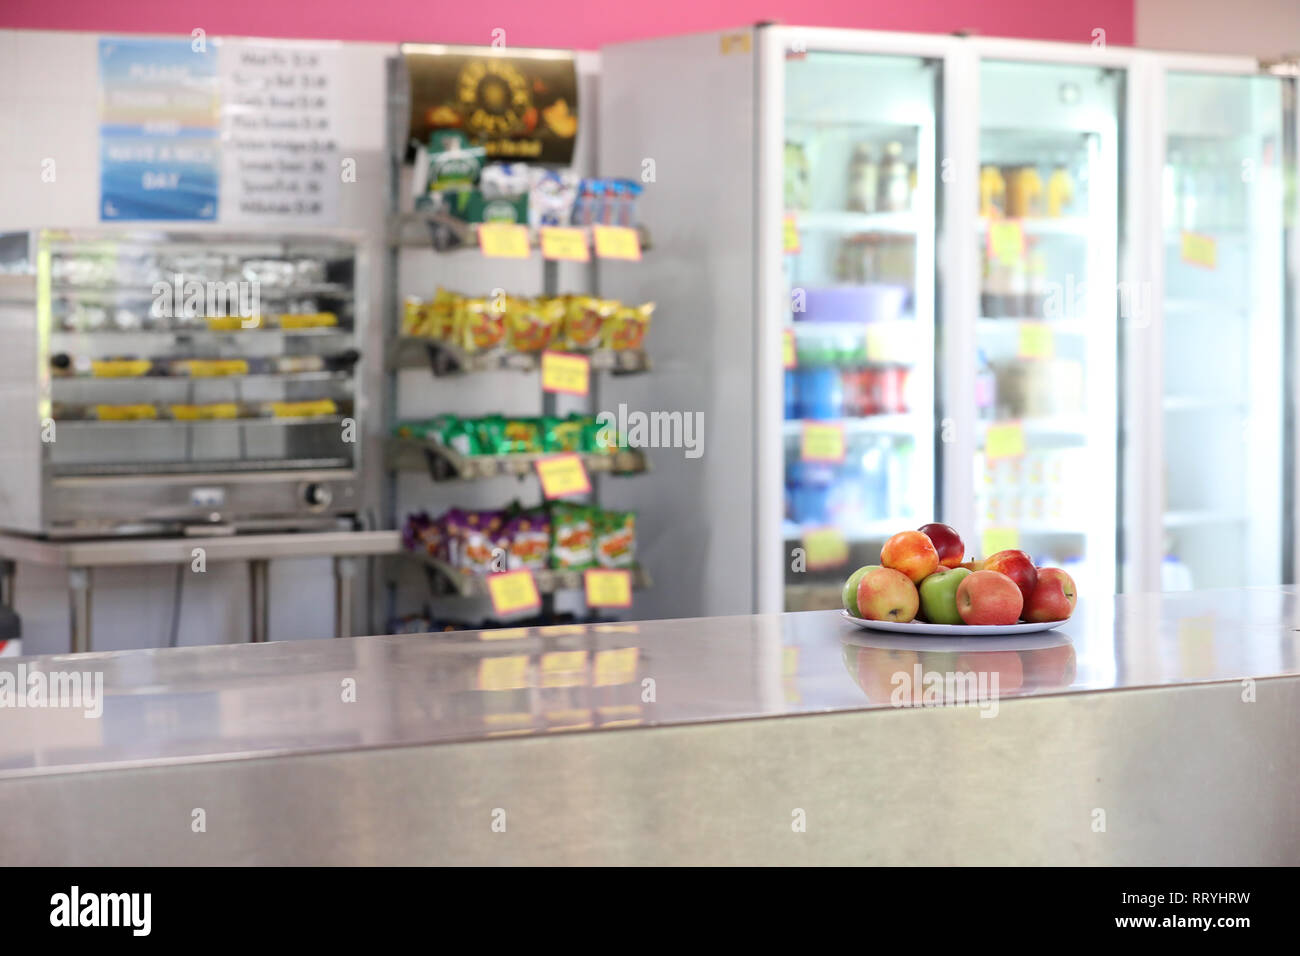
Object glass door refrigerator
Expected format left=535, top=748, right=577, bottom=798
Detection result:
left=959, top=44, right=1129, bottom=602
left=772, top=37, right=947, bottom=612
left=1136, top=57, right=1296, bottom=592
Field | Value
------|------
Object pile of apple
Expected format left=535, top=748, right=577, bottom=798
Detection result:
left=842, top=523, right=1077, bottom=627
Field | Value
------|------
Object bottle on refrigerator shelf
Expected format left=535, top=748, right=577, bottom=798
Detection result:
left=1047, top=158, right=1074, bottom=218
left=784, top=369, right=798, bottom=420
left=800, top=366, right=843, bottom=420
left=847, top=144, right=878, bottom=213
left=878, top=142, right=910, bottom=212
left=1007, top=166, right=1044, bottom=219
left=1026, top=248, right=1048, bottom=317
left=979, top=165, right=1006, bottom=219
left=975, top=349, right=996, bottom=419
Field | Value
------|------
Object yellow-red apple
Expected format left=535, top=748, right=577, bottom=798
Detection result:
left=881, top=530, right=940, bottom=584
left=982, top=549, right=1038, bottom=604
left=918, top=522, right=966, bottom=568
left=955, top=570, right=1023, bottom=626
left=855, top=566, right=920, bottom=622
left=1022, top=567, right=1077, bottom=623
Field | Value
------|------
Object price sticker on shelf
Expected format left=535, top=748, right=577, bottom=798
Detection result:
left=592, top=224, right=642, bottom=261
left=980, top=528, right=1021, bottom=559
left=478, top=222, right=531, bottom=259
left=594, top=647, right=639, bottom=686
left=535, top=453, right=592, bottom=499
left=584, top=569, right=634, bottom=608
left=485, top=570, right=542, bottom=618
left=782, top=328, right=796, bottom=369
left=476, top=653, right=530, bottom=691
left=802, top=527, right=849, bottom=570
left=783, top=213, right=801, bottom=254
left=541, top=350, right=591, bottom=396
left=800, top=422, right=846, bottom=463
left=985, top=422, right=1026, bottom=459
left=1017, top=322, right=1054, bottom=359
left=987, top=220, right=1025, bottom=264
left=540, top=226, right=590, bottom=262
left=1180, top=231, right=1217, bottom=269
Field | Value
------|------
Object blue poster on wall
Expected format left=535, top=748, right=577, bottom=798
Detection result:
left=99, top=37, right=220, bottom=221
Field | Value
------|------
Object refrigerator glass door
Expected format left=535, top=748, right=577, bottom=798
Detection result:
left=1160, top=73, right=1286, bottom=590
left=781, top=51, right=939, bottom=611
left=973, top=60, right=1123, bottom=600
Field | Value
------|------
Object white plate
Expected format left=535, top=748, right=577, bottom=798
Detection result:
left=841, top=630, right=1072, bottom=653
left=840, top=609, right=1064, bottom=637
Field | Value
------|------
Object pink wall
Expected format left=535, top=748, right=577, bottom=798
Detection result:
left=1, top=0, right=1134, bottom=49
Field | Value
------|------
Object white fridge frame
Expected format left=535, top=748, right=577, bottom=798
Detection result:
left=756, top=27, right=1141, bottom=612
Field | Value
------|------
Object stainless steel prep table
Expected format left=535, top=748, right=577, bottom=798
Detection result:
left=0, top=587, right=1297, bottom=865
left=0, top=530, right=400, bottom=651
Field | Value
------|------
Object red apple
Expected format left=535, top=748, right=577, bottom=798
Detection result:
left=881, top=531, right=940, bottom=584
left=1022, top=567, right=1077, bottom=623
left=955, top=650, right=1024, bottom=692
left=855, top=566, right=920, bottom=623
left=918, top=522, right=966, bottom=568
left=982, top=549, right=1038, bottom=605
left=956, top=570, right=1024, bottom=626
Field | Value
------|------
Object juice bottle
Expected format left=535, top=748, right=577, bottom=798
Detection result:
left=979, top=166, right=1006, bottom=219
left=1047, top=158, right=1074, bottom=218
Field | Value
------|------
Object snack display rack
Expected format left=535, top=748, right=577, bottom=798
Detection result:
left=381, top=49, right=653, bottom=630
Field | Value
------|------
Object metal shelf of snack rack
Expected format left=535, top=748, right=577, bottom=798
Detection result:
left=382, top=53, right=652, bottom=627
left=386, top=336, right=650, bottom=377
left=395, top=550, right=652, bottom=600
left=384, top=436, right=649, bottom=483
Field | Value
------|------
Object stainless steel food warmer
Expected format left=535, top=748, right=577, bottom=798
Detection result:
left=0, top=229, right=366, bottom=536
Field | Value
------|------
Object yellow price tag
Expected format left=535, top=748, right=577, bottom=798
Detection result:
left=269, top=399, right=337, bottom=419
left=987, top=220, right=1025, bottom=263
left=802, top=527, right=849, bottom=570
left=541, top=650, right=589, bottom=687
left=981, top=527, right=1021, bottom=558
left=95, top=404, right=157, bottom=421
left=592, top=225, right=642, bottom=261
left=783, top=213, right=801, bottom=254
left=91, top=359, right=151, bottom=377
left=800, top=422, right=846, bottom=463
left=535, top=453, right=592, bottom=500
left=985, top=422, right=1026, bottom=459
left=1180, top=232, right=1217, bottom=269
left=183, top=359, right=249, bottom=377
left=171, top=403, right=239, bottom=420
left=594, top=647, right=639, bottom=686
left=485, top=570, right=542, bottom=617
left=540, top=350, right=591, bottom=396
left=584, top=569, right=633, bottom=608
left=1017, top=322, right=1054, bottom=359
left=540, top=226, right=590, bottom=262
left=280, top=312, right=338, bottom=329
left=478, top=222, right=531, bottom=259
left=477, top=654, right=530, bottom=691
left=782, top=328, right=796, bottom=369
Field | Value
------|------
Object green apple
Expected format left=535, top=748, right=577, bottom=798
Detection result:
left=917, top=567, right=972, bottom=626
left=842, top=565, right=879, bottom=617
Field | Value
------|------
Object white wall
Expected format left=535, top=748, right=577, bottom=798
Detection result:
left=0, top=29, right=392, bottom=654
left=1136, top=0, right=1300, bottom=58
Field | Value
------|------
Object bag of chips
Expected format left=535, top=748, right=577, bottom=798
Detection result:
left=602, top=302, right=653, bottom=351
left=505, top=511, right=551, bottom=571
left=458, top=297, right=505, bottom=352
left=594, top=510, right=636, bottom=568
left=542, top=414, right=585, bottom=453
left=505, top=296, right=563, bottom=352
left=549, top=501, right=594, bottom=569
left=563, top=295, right=614, bottom=351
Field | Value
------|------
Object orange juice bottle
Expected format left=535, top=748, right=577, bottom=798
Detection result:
left=979, top=165, right=1006, bottom=219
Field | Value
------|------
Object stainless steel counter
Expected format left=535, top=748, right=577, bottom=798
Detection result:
left=1, top=587, right=1297, bottom=864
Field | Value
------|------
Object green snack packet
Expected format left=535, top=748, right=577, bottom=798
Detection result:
left=582, top=414, right=624, bottom=454
left=473, top=415, right=506, bottom=455
left=543, top=415, right=585, bottom=453
left=594, top=510, right=637, bottom=568
left=549, top=501, right=595, bottom=569
left=501, top=417, right=543, bottom=454
left=439, top=416, right=480, bottom=456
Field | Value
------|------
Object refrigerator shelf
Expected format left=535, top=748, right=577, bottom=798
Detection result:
left=791, top=210, right=917, bottom=235
left=781, top=519, right=899, bottom=542
left=386, top=337, right=650, bottom=377
left=976, top=318, right=1090, bottom=336
left=1162, top=396, right=1247, bottom=412
left=394, top=550, right=652, bottom=600
left=782, top=415, right=916, bottom=436
left=1163, top=511, right=1248, bottom=528
left=977, top=417, right=1090, bottom=446
left=385, top=436, right=650, bottom=483
left=978, top=217, right=1091, bottom=237
left=51, top=282, right=353, bottom=300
